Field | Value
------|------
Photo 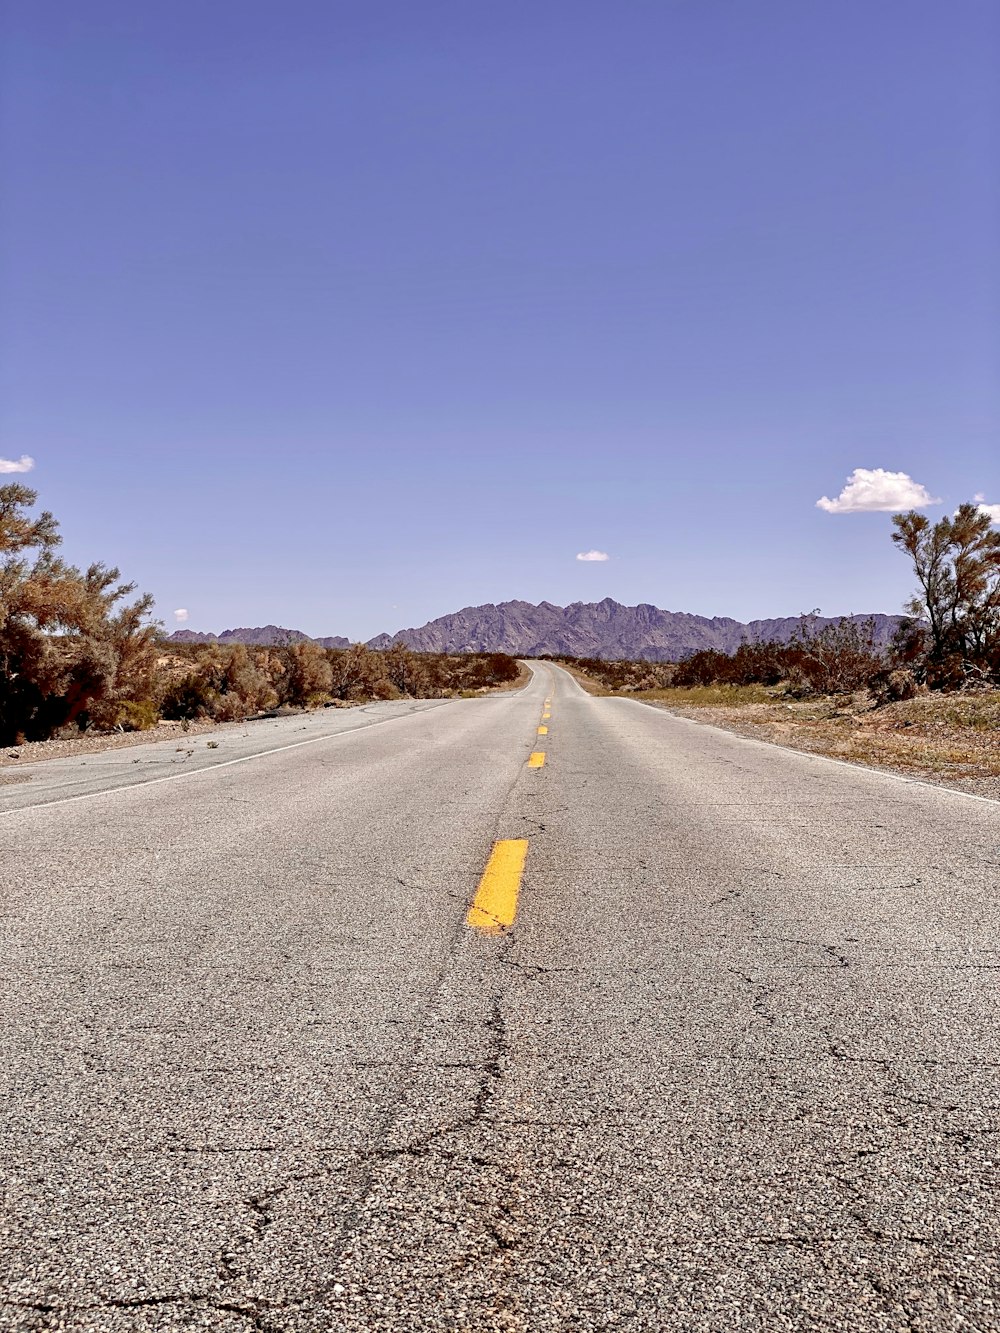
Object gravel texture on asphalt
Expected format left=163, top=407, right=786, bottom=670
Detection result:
left=1, top=664, right=998, bottom=1331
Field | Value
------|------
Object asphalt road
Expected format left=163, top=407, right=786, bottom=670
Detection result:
left=2, top=663, right=999, bottom=1332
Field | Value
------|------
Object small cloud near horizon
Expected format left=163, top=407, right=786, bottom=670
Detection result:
left=816, top=467, right=940, bottom=514
left=0, top=454, right=35, bottom=474
left=970, top=496, right=1000, bottom=524
left=173, top=608, right=189, bottom=623
left=576, top=550, right=610, bottom=562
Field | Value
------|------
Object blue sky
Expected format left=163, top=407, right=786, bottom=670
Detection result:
left=2, top=1, right=997, bottom=639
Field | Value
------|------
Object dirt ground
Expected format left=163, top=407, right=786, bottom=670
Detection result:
left=562, top=662, right=1000, bottom=801
left=648, top=691, right=1000, bottom=801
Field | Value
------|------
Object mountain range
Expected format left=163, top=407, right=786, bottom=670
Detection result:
left=168, top=599, right=901, bottom=661
left=169, top=625, right=352, bottom=649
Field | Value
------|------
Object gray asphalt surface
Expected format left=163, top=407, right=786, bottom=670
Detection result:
left=2, top=663, right=998, bottom=1331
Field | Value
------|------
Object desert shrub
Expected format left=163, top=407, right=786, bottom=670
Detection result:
left=668, top=618, right=884, bottom=696
left=560, top=656, right=676, bottom=692
left=328, top=644, right=388, bottom=700
left=159, top=672, right=217, bottom=720
left=282, top=641, right=333, bottom=706
left=673, top=650, right=732, bottom=688
left=787, top=615, right=884, bottom=695
left=0, top=484, right=158, bottom=744
left=157, top=643, right=277, bottom=721
left=222, top=644, right=277, bottom=713
left=92, top=698, right=160, bottom=731
left=145, top=644, right=523, bottom=722
left=869, top=667, right=921, bottom=704
left=383, top=643, right=432, bottom=696
left=486, top=652, right=520, bottom=683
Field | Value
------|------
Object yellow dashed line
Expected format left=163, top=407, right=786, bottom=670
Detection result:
left=466, top=839, right=529, bottom=934
left=542, top=712, right=551, bottom=720
left=528, top=751, right=546, bottom=769
left=537, top=725, right=548, bottom=735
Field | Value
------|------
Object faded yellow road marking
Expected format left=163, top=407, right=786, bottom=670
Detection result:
left=467, top=839, right=529, bottom=933
left=537, top=725, right=548, bottom=734
left=542, top=712, right=551, bottom=720
left=528, top=751, right=546, bottom=768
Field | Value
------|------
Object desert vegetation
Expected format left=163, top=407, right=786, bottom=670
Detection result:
left=890, top=503, right=1000, bottom=688
left=4, top=481, right=997, bottom=760
left=1, top=483, right=159, bottom=745
left=156, top=641, right=520, bottom=725
left=555, top=616, right=888, bottom=699
left=561, top=504, right=1000, bottom=703
left=559, top=504, right=1000, bottom=791
left=0, top=483, right=519, bottom=746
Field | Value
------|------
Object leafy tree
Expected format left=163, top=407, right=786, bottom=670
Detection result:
left=0, top=484, right=158, bottom=743
left=892, top=503, right=1000, bottom=686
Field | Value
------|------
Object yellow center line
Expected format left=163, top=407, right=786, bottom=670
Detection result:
left=528, top=751, right=546, bottom=768
left=466, top=839, right=529, bottom=934
left=542, top=712, right=551, bottom=720
left=537, top=725, right=548, bottom=734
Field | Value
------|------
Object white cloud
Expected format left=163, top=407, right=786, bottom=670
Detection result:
left=967, top=493, right=1000, bottom=522
left=576, top=550, right=610, bottom=562
left=0, top=454, right=35, bottom=474
left=816, top=467, right=940, bottom=514
left=173, top=608, right=189, bottom=622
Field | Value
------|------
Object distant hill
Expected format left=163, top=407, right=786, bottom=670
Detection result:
left=377, top=598, right=901, bottom=661
left=168, top=625, right=350, bottom=649
left=168, top=599, right=901, bottom=661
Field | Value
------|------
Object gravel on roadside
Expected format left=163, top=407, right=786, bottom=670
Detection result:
left=0, top=714, right=292, bottom=769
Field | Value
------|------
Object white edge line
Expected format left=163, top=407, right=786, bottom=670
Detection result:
left=646, top=702, right=999, bottom=806
left=1, top=705, right=445, bottom=817
left=2, top=670, right=550, bottom=818
left=548, top=665, right=1000, bottom=808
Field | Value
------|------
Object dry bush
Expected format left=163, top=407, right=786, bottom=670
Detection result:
left=158, top=643, right=278, bottom=721
left=786, top=615, right=884, bottom=695
left=555, top=656, right=676, bottom=692
left=1, top=484, right=158, bottom=743
left=282, top=641, right=333, bottom=706
left=328, top=644, right=389, bottom=700
left=666, top=617, right=884, bottom=697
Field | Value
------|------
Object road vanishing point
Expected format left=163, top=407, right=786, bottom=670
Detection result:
left=2, top=663, right=998, bottom=1331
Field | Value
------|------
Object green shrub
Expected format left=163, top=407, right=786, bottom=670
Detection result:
left=115, top=699, right=159, bottom=731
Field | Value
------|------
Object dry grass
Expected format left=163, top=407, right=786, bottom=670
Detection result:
left=628, top=683, right=775, bottom=707
left=567, top=665, right=1000, bottom=799
left=656, top=689, right=1000, bottom=797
